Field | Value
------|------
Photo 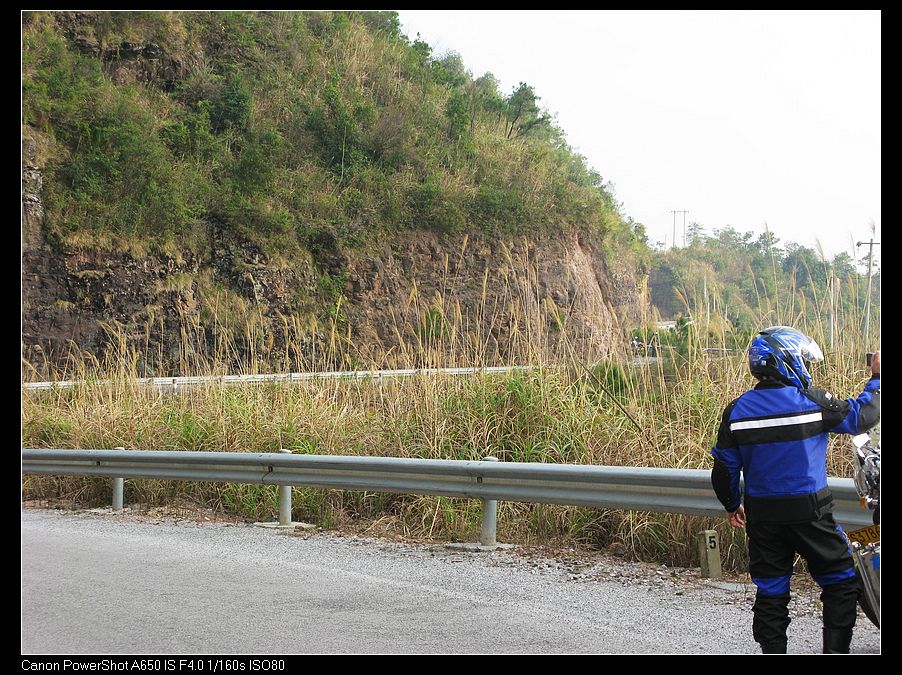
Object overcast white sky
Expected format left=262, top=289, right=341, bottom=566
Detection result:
left=397, top=10, right=881, bottom=263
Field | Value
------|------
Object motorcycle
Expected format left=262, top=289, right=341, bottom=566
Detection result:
left=847, top=430, right=880, bottom=628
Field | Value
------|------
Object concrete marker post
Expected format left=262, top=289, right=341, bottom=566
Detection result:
left=699, top=529, right=722, bottom=579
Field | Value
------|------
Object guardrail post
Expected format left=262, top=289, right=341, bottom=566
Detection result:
left=254, top=450, right=315, bottom=531
left=278, top=448, right=292, bottom=526
left=112, top=447, right=125, bottom=511
left=480, top=456, right=499, bottom=547
left=699, top=529, right=722, bottom=579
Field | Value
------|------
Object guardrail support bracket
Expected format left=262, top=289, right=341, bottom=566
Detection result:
left=255, top=449, right=316, bottom=531
left=445, top=456, right=516, bottom=552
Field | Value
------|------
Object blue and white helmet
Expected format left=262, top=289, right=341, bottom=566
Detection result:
left=748, top=326, right=824, bottom=389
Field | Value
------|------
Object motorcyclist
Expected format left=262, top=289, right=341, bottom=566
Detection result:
left=709, top=327, right=880, bottom=654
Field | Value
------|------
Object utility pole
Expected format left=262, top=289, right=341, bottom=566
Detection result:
left=670, top=210, right=676, bottom=250
left=856, top=238, right=880, bottom=345
left=827, top=269, right=836, bottom=351
left=669, top=210, right=689, bottom=248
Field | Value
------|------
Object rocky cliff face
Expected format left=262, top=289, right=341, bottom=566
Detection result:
left=335, top=227, right=647, bottom=363
left=22, top=200, right=648, bottom=376
left=22, top=131, right=648, bottom=376
left=22, top=134, right=44, bottom=251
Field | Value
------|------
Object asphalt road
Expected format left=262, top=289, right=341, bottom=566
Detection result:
left=21, top=509, right=881, bottom=655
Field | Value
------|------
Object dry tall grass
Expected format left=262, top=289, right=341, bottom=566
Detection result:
left=21, top=268, right=879, bottom=572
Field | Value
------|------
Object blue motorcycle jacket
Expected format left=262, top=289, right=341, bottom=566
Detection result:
left=710, top=375, right=880, bottom=522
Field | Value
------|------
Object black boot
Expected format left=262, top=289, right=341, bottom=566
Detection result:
left=822, top=627, right=853, bottom=654
left=760, top=640, right=787, bottom=654
left=753, top=592, right=791, bottom=653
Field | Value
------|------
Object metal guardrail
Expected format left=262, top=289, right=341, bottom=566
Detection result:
left=21, top=449, right=872, bottom=537
left=22, top=366, right=536, bottom=391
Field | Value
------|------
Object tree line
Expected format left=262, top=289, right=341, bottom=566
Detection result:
left=647, top=224, right=880, bottom=348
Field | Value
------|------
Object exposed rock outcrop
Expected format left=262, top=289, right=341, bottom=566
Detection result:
left=22, top=134, right=44, bottom=252
left=22, top=223, right=649, bottom=376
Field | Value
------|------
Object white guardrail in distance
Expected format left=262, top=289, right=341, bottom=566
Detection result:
left=22, top=366, right=536, bottom=391
left=20, top=449, right=873, bottom=531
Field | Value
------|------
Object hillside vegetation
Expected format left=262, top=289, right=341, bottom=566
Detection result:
left=23, top=11, right=648, bottom=266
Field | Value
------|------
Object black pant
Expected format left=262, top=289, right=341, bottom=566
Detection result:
left=746, top=514, right=860, bottom=647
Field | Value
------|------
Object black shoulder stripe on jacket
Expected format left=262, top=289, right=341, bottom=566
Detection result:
left=801, top=388, right=852, bottom=430
left=730, top=417, right=826, bottom=445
